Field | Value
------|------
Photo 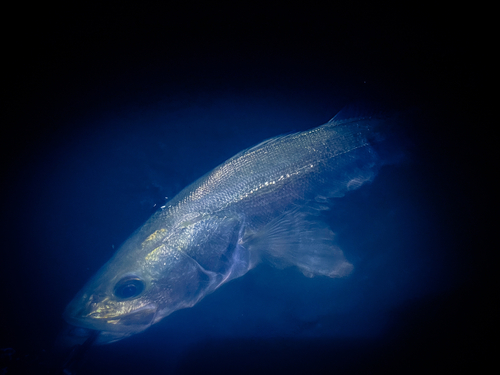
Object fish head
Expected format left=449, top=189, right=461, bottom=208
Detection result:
left=63, top=213, right=223, bottom=343
left=63, top=246, right=161, bottom=343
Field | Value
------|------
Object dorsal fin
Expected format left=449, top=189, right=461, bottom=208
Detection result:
left=327, top=104, right=381, bottom=125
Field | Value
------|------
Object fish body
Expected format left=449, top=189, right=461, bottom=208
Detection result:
left=64, top=113, right=388, bottom=343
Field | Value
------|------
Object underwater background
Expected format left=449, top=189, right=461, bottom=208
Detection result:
left=2, top=4, right=490, bottom=375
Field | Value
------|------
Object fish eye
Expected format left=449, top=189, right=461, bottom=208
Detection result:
left=113, top=277, right=145, bottom=299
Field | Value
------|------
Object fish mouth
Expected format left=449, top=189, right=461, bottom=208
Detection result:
left=64, top=303, right=158, bottom=333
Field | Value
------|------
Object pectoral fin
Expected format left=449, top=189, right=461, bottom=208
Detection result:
left=244, top=207, right=353, bottom=278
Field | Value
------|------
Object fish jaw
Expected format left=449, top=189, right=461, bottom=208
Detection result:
left=63, top=289, right=158, bottom=336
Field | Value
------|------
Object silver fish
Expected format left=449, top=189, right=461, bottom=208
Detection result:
left=64, top=113, right=388, bottom=343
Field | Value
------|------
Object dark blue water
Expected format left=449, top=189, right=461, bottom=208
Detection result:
left=2, top=5, right=488, bottom=375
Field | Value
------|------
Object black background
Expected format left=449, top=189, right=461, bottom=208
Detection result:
left=2, top=3, right=491, bottom=375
